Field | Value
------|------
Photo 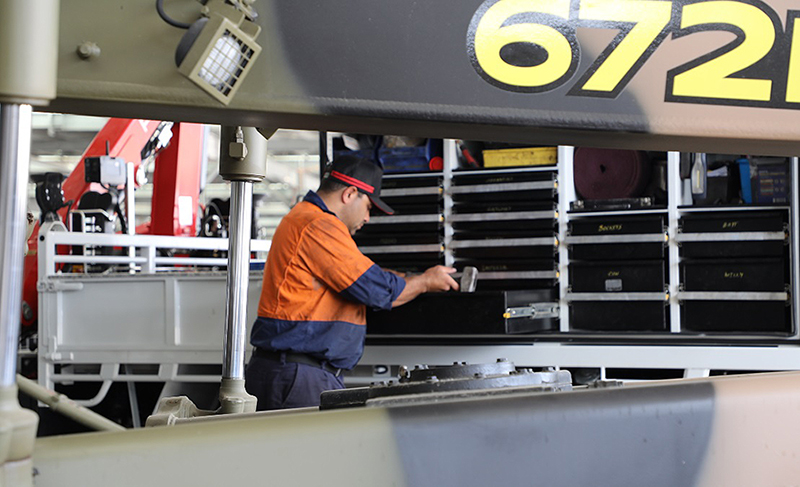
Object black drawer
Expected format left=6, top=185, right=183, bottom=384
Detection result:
left=452, top=172, right=556, bottom=204
left=453, top=171, right=555, bottom=186
left=680, top=241, right=786, bottom=259
left=681, top=301, right=790, bottom=334
left=359, top=219, right=442, bottom=236
left=570, top=261, right=665, bottom=293
left=453, top=218, right=555, bottom=234
left=368, top=257, right=443, bottom=275
left=453, top=235, right=558, bottom=259
left=570, top=215, right=665, bottom=236
left=355, top=232, right=441, bottom=246
left=373, top=202, right=442, bottom=216
left=569, top=242, right=665, bottom=261
left=361, top=251, right=443, bottom=264
left=569, top=216, right=666, bottom=260
left=367, top=289, right=558, bottom=335
left=383, top=194, right=441, bottom=207
left=382, top=175, right=443, bottom=189
left=681, top=258, right=786, bottom=292
left=679, top=212, right=787, bottom=258
left=681, top=211, right=784, bottom=233
left=457, top=260, right=558, bottom=291
left=569, top=301, right=668, bottom=332
left=453, top=200, right=555, bottom=214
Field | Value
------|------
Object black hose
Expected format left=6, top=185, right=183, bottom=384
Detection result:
left=156, top=0, right=191, bottom=29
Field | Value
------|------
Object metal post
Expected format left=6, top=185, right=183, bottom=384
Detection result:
left=222, top=180, right=253, bottom=381
left=0, top=103, right=31, bottom=388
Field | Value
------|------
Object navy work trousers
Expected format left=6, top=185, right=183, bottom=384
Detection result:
left=244, top=353, right=345, bottom=410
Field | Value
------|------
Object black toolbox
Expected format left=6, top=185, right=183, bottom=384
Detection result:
left=451, top=232, right=558, bottom=260
left=451, top=171, right=557, bottom=203
left=570, top=260, right=665, bottom=293
left=366, top=289, right=558, bottom=335
left=456, top=259, right=558, bottom=291
left=681, top=301, right=790, bottom=334
left=568, top=215, right=666, bottom=260
left=569, top=301, right=668, bottom=332
left=678, top=211, right=787, bottom=258
left=680, top=258, right=786, bottom=292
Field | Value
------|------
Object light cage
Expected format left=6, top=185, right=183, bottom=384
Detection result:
left=177, top=13, right=262, bottom=105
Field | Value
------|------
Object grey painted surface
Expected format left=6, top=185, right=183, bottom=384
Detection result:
left=388, top=381, right=714, bottom=487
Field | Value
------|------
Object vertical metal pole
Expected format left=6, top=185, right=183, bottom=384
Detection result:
left=557, top=145, right=574, bottom=333
left=0, top=103, right=32, bottom=388
left=667, top=151, right=682, bottom=333
left=791, top=158, right=799, bottom=336
left=222, top=180, right=253, bottom=380
left=126, top=162, right=136, bottom=273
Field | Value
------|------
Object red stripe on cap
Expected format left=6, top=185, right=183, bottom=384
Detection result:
left=330, top=171, right=374, bottom=193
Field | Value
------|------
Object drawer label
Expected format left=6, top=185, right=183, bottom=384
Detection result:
left=598, top=224, right=624, bottom=232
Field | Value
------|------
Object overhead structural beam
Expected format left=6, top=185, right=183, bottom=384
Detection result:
left=46, top=0, right=800, bottom=155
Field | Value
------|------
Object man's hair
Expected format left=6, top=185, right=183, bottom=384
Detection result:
left=318, top=176, right=348, bottom=194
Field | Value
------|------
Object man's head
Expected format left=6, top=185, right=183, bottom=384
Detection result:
left=318, top=155, right=394, bottom=235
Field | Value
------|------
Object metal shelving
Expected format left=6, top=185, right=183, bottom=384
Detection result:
left=360, top=144, right=800, bottom=374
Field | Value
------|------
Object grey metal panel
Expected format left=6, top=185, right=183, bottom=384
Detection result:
left=46, top=1, right=800, bottom=155
left=388, top=381, right=714, bottom=487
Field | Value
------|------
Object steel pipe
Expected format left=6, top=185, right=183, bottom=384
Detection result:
left=222, top=180, right=253, bottom=380
left=0, top=104, right=31, bottom=388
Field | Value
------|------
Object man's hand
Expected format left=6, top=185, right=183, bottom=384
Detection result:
left=391, top=265, right=458, bottom=308
left=420, top=265, right=459, bottom=292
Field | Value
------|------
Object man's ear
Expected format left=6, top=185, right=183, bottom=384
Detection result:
left=341, top=186, right=358, bottom=204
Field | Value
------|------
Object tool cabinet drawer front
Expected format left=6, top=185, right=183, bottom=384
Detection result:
left=678, top=211, right=787, bottom=258
left=453, top=200, right=555, bottom=214
left=452, top=170, right=556, bottom=186
left=361, top=251, right=444, bottom=265
left=355, top=233, right=442, bottom=246
left=680, top=211, right=785, bottom=234
left=382, top=174, right=443, bottom=189
left=681, top=301, right=790, bottom=334
left=569, top=301, right=668, bottom=332
left=451, top=188, right=556, bottom=204
left=569, top=242, right=665, bottom=261
left=680, top=258, right=787, bottom=292
left=455, top=259, right=558, bottom=291
left=369, top=256, right=444, bottom=275
left=366, top=289, right=558, bottom=335
left=679, top=241, right=786, bottom=259
left=359, top=220, right=442, bottom=236
left=383, top=193, right=442, bottom=206
left=373, top=202, right=442, bottom=216
left=569, top=215, right=665, bottom=236
left=453, top=240, right=557, bottom=260
left=570, top=261, right=665, bottom=293
left=453, top=218, right=556, bottom=234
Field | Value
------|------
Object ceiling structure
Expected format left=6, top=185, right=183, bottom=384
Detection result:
left=29, top=113, right=323, bottom=238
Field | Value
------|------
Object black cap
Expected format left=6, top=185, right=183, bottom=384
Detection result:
left=326, top=155, right=394, bottom=215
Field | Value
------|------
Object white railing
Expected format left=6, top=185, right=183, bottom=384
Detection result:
left=39, top=230, right=271, bottom=276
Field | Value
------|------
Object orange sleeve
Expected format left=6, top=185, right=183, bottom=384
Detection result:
left=297, top=216, right=374, bottom=292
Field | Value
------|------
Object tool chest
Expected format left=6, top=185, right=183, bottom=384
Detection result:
left=346, top=145, right=796, bottom=346
left=676, top=211, right=791, bottom=334
left=362, top=166, right=560, bottom=336
left=366, top=289, right=558, bottom=335
left=566, top=216, right=669, bottom=332
left=354, top=172, right=444, bottom=273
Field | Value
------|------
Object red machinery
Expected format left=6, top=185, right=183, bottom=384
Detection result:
left=21, top=119, right=205, bottom=330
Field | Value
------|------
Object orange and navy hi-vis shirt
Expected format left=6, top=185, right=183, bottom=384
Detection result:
left=251, top=191, right=405, bottom=370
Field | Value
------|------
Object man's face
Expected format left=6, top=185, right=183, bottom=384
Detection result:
left=342, top=190, right=372, bottom=235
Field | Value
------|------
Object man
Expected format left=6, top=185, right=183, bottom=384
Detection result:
left=245, top=155, right=458, bottom=410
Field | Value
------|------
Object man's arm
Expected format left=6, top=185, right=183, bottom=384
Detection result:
left=392, top=265, right=459, bottom=308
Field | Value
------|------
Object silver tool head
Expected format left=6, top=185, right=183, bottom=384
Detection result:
left=460, top=266, right=478, bottom=293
